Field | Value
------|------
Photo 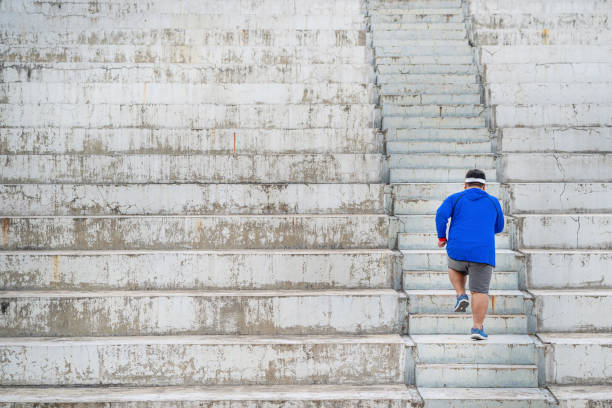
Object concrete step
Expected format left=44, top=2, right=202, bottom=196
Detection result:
left=0, top=335, right=407, bottom=386
left=371, top=0, right=462, bottom=9
left=390, top=153, right=495, bottom=169
left=381, top=82, right=480, bottom=96
left=401, top=249, right=522, bottom=272
left=0, top=82, right=376, bottom=105
left=375, top=44, right=472, bottom=57
left=396, top=214, right=514, bottom=234
left=378, top=73, right=477, bottom=85
left=550, top=385, right=612, bottom=408
left=530, top=289, right=612, bottom=332
left=516, top=214, right=612, bottom=250
left=372, top=8, right=462, bottom=16
left=408, top=313, right=528, bottom=335
left=412, top=334, right=536, bottom=364
left=505, top=183, right=612, bottom=214
left=495, top=104, right=612, bottom=128
left=0, top=183, right=387, bottom=216
left=392, top=128, right=491, bottom=142
left=384, top=117, right=486, bottom=130
left=0, top=128, right=382, bottom=155
left=416, top=363, right=538, bottom=387
left=374, top=38, right=469, bottom=48
left=539, top=333, right=612, bottom=385
left=399, top=232, right=511, bottom=250
left=0, top=214, right=391, bottom=250
left=0, top=154, right=383, bottom=184
left=377, top=64, right=476, bottom=74
left=0, top=289, right=400, bottom=336
left=522, top=249, right=612, bottom=289
left=391, top=167, right=498, bottom=183
left=0, top=385, right=423, bottom=407
left=0, top=63, right=375, bottom=85
left=483, top=62, right=612, bottom=84
left=405, top=290, right=529, bottom=314
left=373, top=30, right=466, bottom=41
left=383, top=104, right=484, bottom=118
left=387, top=140, right=492, bottom=154
left=0, top=103, right=377, bottom=128
left=419, top=387, right=556, bottom=408
left=403, top=270, right=518, bottom=290
left=502, top=153, right=612, bottom=183
left=0, top=249, right=400, bottom=291
left=489, top=83, right=612, bottom=105
left=376, top=56, right=473, bottom=65
left=500, top=127, right=612, bottom=153
left=480, top=45, right=612, bottom=65
left=381, top=93, right=481, bottom=105
left=371, top=14, right=465, bottom=26
left=1, top=45, right=374, bottom=65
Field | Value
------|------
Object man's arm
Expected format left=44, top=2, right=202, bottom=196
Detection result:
left=494, top=198, right=505, bottom=234
left=435, top=195, right=454, bottom=245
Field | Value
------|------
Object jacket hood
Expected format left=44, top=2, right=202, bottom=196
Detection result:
left=464, top=187, right=488, bottom=201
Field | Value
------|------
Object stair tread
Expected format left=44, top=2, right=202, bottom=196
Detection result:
left=404, top=289, right=526, bottom=296
left=0, top=248, right=398, bottom=255
left=419, top=387, right=554, bottom=400
left=411, top=334, right=534, bottom=344
left=417, top=363, right=537, bottom=368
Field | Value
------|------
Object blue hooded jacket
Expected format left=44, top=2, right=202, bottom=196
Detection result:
left=435, top=188, right=504, bottom=267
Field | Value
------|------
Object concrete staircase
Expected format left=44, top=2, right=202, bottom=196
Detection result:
left=0, top=0, right=422, bottom=405
left=371, top=0, right=556, bottom=405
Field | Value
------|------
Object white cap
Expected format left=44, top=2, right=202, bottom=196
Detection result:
left=465, top=178, right=486, bottom=184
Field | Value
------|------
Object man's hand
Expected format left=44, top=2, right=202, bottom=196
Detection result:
left=438, top=238, right=447, bottom=248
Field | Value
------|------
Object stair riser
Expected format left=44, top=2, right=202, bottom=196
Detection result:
left=391, top=154, right=494, bottom=169
left=377, top=64, right=475, bottom=74
left=0, top=293, right=399, bottom=336
left=409, top=315, right=528, bottom=335
left=373, top=31, right=466, bottom=41
left=372, top=0, right=462, bottom=9
left=416, top=366, right=538, bottom=387
left=391, top=168, right=498, bottom=183
left=399, top=234, right=510, bottom=250
left=381, top=83, right=479, bottom=95
left=407, top=294, right=527, bottom=314
left=394, top=183, right=500, bottom=201
left=388, top=141, right=492, bottom=154
left=0, top=216, right=390, bottom=250
left=381, top=94, right=481, bottom=105
left=404, top=272, right=518, bottom=291
left=533, top=293, right=612, bottom=332
left=0, top=342, right=405, bottom=386
left=0, top=104, right=376, bottom=128
left=375, top=46, right=472, bottom=57
left=1, top=252, right=399, bottom=291
left=0, top=128, right=381, bottom=155
left=394, top=198, right=502, bottom=215
left=376, top=56, right=473, bottom=65
left=383, top=105, right=484, bottom=117
left=379, top=75, right=477, bottom=85
left=1, top=155, right=383, bottom=184
left=371, top=16, right=465, bottom=25
left=393, top=128, right=490, bottom=141
left=401, top=252, right=520, bottom=272
left=416, top=343, right=535, bottom=364
left=397, top=215, right=515, bottom=233
left=0, top=184, right=386, bottom=216
left=384, top=117, right=485, bottom=129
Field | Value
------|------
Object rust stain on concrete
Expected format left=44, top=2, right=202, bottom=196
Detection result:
left=2, top=218, right=8, bottom=245
left=53, top=255, right=60, bottom=286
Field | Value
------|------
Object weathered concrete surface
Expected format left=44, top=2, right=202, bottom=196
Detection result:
left=0, top=215, right=390, bottom=250
left=0, top=335, right=406, bottom=386
left=401, top=249, right=521, bottom=272
left=484, top=63, right=612, bottom=84
left=517, top=215, right=612, bottom=250
left=501, top=154, right=612, bottom=182
left=479, top=46, right=612, bottom=64
left=0, top=154, right=383, bottom=183
left=419, top=387, right=555, bottom=408
left=405, top=290, right=529, bottom=314
left=495, top=104, right=612, bottom=128
left=550, top=385, right=612, bottom=408
left=0, top=289, right=400, bottom=336
left=404, top=270, right=518, bottom=290
left=490, top=83, right=612, bottom=104
left=416, top=363, right=538, bottom=387
left=523, top=250, right=612, bottom=289
left=0, top=249, right=400, bottom=290
left=408, top=314, right=528, bottom=335
left=531, top=290, right=612, bottom=332
left=0, top=385, right=423, bottom=407
left=500, top=127, right=612, bottom=153
left=0, top=184, right=387, bottom=216
left=505, top=183, right=612, bottom=214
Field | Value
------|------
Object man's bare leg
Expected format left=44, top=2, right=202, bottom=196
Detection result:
left=448, top=268, right=467, bottom=296
left=471, top=292, right=488, bottom=329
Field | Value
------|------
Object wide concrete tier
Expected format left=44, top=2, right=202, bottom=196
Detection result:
left=0, top=63, right=375, bottom=85
left=419, top=387, right=555, bottom=408
left=0, top=128, right=382, bottom=154
left=416, top=363, right=538, bottom=388
left=400, top=249, right=522, bottom=272
left=531, top=289, right=612, bottom=332
left=405, top=290, right=530, bottom=315
left=500, top=127, right=612, bottom=153
left=0, top=384, right=423, bottom=407
left=489, top=83, right=612, bottom=105
left=1, top=45, right=374, bottom=65
left=501, top=154, right=612, bottom=183
left=516, top=214, right=612, bottom=250
left=479, top=45, right=612, bottom=64
left=0, top=214, right=391, bottom=250
left=0, top=103, right=377, bottom=128
left=403, top=270, right=518, bottom=291
left=522, top=250, right=612, bottom=289
left=474, top=28, right=612, bottom=46
left=0, top=184, right=387, bottom=216
left=0, top=82, right=376, bottom=105
left=494, top=104, right=612, bottom=128
left=538, top=333, right=612, bottom=385
left=0, top=249, right=400, bottom=291
left=483, top=63, right=612, bottom=84
left=0, top=289, right=401, bottom=336
left=408, top=314, right=529, bottom=335
left=412, top=334, right=536, bottom=364
left=468, top=0, right=612, bottom=15
left=0, top=154, right=384, bottom=184
left=550, top=385, right=612, bottom=408
left=0, top=335, right=407, bottom=386
left=387, top=139, right=492, bottom=155
left=506, top=183, right=612, bottom=214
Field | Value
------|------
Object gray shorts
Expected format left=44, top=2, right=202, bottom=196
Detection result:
left=448, top=256, right=493, bottom=294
